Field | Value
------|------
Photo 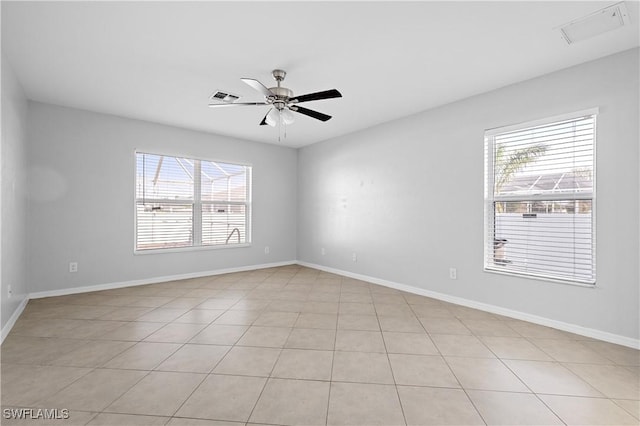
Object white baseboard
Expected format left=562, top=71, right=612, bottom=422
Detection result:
left=4, top=259, right=637, bottom=350
left=29, top=260, right=297, bottom=299
left=0, top=260, right=296, bottom=344
left=1, top=296, right=28, bottom=344
left=297, top=261, right=640, bottom=350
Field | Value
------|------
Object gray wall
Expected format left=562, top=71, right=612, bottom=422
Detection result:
left=1, top=55, right=29, bottom=330
left=27, top=103, right=297, bottom=294
left=298, top=48, right=639, bottom=340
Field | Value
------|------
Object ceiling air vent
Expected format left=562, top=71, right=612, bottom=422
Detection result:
left=210, top=91, right=240, bottom=103
left=557, top=2, right=630, bottom=44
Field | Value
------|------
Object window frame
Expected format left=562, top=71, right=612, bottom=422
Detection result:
left=483, top=108, right=597, bottom=286
left=133, top=150, right=252, bottom=254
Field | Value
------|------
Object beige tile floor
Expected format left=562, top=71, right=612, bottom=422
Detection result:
left=1, top=265, right=639, bottom=425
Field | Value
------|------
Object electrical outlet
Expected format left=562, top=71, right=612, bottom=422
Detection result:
left=449, top=267, right=457, bottom=280
left=352, top=252, right=357, bottom=262
left=321, top=248, right=326, bottom=256
left=69, top=262, right=78, bottom=273
left=264, top=246, right=270, bottom=254
left=8, top=285, right=12, bottom=299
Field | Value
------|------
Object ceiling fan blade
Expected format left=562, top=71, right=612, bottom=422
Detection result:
left=208, top=102, right=267, bottom=108
left=259, top=109, right=271, bottom=126
left=290, top=89, right=342, bottom=104
left=290, top=105, right=332, bottom=122
left=241, top=78, right=274, bottom=98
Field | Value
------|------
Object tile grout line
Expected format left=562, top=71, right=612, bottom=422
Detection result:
left=374, top=290, right=408, bottom=426
left=324, top=278, right=343, bottom=426
left=242, top=272, right=298, bottom=425
left=165, top=368, right=213, bottom=420
left=411, top=293, right=490, bottom=426
left=162, top=270, right=276, bottom=424
left=98, top=335, right=189, bottom=418
left=101, top=271, right=269, bottom=422
left=609, top=398, right=640, bottom=422
left=487, top=342, right=569, bottom=425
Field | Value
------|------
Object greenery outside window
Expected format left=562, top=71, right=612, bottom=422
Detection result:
left=484, top=109, right=596, bottom=285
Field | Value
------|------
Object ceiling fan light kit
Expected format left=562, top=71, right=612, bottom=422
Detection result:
left=209, top=69, right=342, bottom=132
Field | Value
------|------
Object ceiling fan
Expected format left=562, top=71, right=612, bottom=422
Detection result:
left=208, top=69, right=342, bottom=127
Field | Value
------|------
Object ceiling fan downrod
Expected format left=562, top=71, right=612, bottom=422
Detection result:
left=269, top=69, right=292, bottom=111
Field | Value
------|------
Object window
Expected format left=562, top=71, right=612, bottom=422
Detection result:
left=484, top=109, right=596, bottom=284
left=135, top=152, right=251, bottom=251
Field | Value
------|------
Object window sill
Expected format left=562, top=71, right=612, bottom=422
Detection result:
left=484, top=267, right=596, bottom=288
left=134, top=243, right=252, bottom=255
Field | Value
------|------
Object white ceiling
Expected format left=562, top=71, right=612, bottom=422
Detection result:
left=3, top=1, right=638, bottom=147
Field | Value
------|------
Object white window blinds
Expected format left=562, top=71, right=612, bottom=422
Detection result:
left=136, top=152, right=251, bottom=251
left=484, top=110, right=596, bottom=284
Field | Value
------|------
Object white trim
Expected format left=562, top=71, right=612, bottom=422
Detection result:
left=484, top=111, right=597, bottom=286
left=4, top=259, right=636, bottom=350
left=193, top=159, right=202, bottom=246
left=29, top=260, right=296, bottom=299
left=484, top=107, right=599, bottom=137
left=134, top=151, right=252, bottom=253
left=1, top=261, right=295, bottom=342
left=1, top=296, right=28, bottom=344
left=483, top=267, right=596, bottom=288
left=135, top=149, right=254, bottom=168
left=134, top=243, right=252, bottom=255
left=296, top=261, right=639, bottom=349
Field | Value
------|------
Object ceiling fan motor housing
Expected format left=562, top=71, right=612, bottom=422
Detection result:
left=269, top=87, right=293, bottom=110
left=269, top=87, right=293, bottom=99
